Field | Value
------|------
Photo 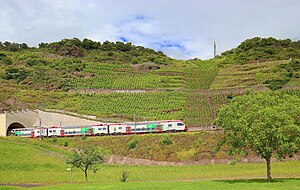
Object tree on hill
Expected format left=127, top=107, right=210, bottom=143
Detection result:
left=66, top=146, right=105, bottom=184
left=0, top=41, right=29, bottom=51
left=218, top=37, right=300, bottom=65
left=215, top=93, right=300, bottom=182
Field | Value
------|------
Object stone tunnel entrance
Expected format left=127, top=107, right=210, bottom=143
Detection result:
left=6, top=122, right=25, bottom=136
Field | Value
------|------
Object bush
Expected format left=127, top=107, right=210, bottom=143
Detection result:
left=4, top=68, right=29, bottom=82
left=266, top=79, right=289, bottom=91
left=26, top=58, right=50, bottom=67
left=130, top=57, right=139, bottom=64
left=194, top=138, right=201, bottom=148
left=64, top=141, right=69, bottom=147
left=161, top=135, right=173, bottom=145
left=1, top=57, right=13, bottom=65
left=51, top=137, right=58, bottom=143
left=107, top=52, right=114, bottom=56
left=128, top=139, right=139, bottom=149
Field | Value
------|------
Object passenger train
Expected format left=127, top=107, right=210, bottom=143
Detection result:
left=10, top=120, right=187, bottom=138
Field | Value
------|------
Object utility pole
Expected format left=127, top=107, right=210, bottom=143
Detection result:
left=213, top=39, right=217, bottom=58
left=39, top=117, right=43, bottom=140
left=134, top=112, right=136, bottom=134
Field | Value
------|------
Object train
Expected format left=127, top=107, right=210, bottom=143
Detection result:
left=10, top=120, right=187, bottom=138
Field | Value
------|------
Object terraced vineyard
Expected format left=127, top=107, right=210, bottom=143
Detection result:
left=185, top=59, right=219, bottom=90
left=1, top=38, right=300, bottom=127
left=210, top=60, right=300, bottom=89
left=67, top=61, right=188, bottom=90
left=45, top=92, right=186, bottom=122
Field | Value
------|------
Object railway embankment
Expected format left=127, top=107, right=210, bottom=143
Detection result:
left=6, top=131, right=299, bottom=165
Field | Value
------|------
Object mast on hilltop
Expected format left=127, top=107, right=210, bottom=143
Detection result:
left=213, top=39, right=217, bottom=58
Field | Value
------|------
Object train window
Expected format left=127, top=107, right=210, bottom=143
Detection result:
left=177, top=123, right=184, bottom=126
left=49, top=130, right=52, bottom=133
left=53, top=130, right=56, bottom=132
left=98, top=128, right=101, bottom=130
left=103, top=128, right=106, bottom=130
left=114, top=128, right=116, bottom=131
left=168, top=124, right=172, bottom=127
left=119, top=127, right=122, bottom=130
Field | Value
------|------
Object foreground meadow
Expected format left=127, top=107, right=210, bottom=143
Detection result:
left=0, top=137, right=300, bottom=189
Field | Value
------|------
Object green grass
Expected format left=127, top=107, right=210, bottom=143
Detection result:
left=14, top=179, right=300, bottom=190
left=1, top=137, right=300, bottom=190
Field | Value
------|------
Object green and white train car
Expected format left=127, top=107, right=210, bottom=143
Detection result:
left=10, top=120, right=187, bottom=138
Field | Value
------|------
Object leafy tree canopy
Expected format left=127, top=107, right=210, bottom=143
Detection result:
left=66, top=146, right=105, bottom=184
left=37, top=38, right=161, bottom=57
left=215, top=92, right=300, bottom=181
left=218, top=37, right=300, bottom=65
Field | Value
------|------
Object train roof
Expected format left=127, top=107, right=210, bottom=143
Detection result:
left=49, top=120, right=184, bottom=128
left=125, top=120, right=183, bottom=125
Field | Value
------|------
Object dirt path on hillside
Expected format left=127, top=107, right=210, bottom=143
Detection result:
left=0, top=183, right=45, bottom=188
left=68, top=86, right=300, bottom=95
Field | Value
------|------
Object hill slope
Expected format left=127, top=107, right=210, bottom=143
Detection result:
left=0, top=37, right=300, bottom=127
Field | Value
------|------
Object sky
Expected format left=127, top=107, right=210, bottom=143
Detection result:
left=1, top=0, right=300, bottom=60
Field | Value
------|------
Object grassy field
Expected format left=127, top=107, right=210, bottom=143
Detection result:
left=1, top=137, right=300, bottom=186
left=15, top=179, right=300, bottom=190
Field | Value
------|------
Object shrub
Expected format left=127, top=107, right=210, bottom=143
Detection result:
left=64, top=141, right=69, bottom=147
left=1, top=57, right=13, bottom=65
left=51, top=137, right=58, bottom=143
left=4, top=68, right=29, bottom=82
left=128, top=139, right=139, bottom=149
left=130, top=57, right=139, bottom=64
left=161, top=135, right=173, bottom=145
left=107, top=52, right=114, bottom=56
left=194, top=138, right=201, bottom=148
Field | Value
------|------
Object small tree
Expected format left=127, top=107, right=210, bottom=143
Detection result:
left=215, top=93, right=300, bottom=182
left=66, top=146, right=104, bottom=184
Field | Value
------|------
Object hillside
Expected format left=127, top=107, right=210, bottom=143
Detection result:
left=217, top=37, right=300, bottom=65
left=0, top=37, right=300, bottom=127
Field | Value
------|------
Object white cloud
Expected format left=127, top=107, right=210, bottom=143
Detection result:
left=1, top=0, right=300, bottom=59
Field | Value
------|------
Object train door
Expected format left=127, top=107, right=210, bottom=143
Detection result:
left=60, top=130, right=65, bottom=137
left=31, top=131, right=35, bottom=138
left=167, top=123, right=172, bottom=131
left=88, top=128, right=93, bottom=136
left=156, top=125, right=162, bottom=132
left=126, top=126, right=131, bottom=134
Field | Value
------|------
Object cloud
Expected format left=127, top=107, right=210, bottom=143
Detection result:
left=1, top=0, right=300, bottom=59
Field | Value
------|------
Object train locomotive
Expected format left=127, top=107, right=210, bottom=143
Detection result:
left=10, top=120, right=187, bottom=138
